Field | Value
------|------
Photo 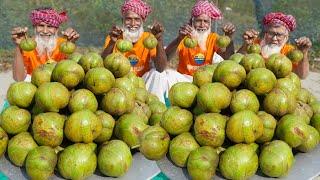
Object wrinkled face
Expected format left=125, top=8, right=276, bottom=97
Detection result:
left=35, top=22, right=58, bottom=40
left=192, top=14, right=211, bottom=32
left=34, top=22, right=58, bottom=55
left=123, top=10, right=143, bottom=32
left=191, top=14, right=211, bottom=51
left=264, top=24, right=289, bottom=45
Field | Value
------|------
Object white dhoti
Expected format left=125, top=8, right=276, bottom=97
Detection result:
left=142, top=69, right=192, bottom=104
left=24, top=74, right=31, bottom=82
left=143, top=52, right=224, bottom=104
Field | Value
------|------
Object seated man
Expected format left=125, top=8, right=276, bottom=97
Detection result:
left=165, top=0, right=236, bottom=76
left=143, top=0, right=236, bottom=103
left=101, top=0, right=167, bottom=77
left=11, top=7, right=79, bottom=81
left=238, top=12, right=312, bottom=79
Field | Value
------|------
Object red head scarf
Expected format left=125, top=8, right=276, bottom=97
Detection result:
left=191, top=0, right=222, bottom=20
left=263, top=12, right=296, bottom=32
left=121, top=0, right=152, bottom=20
left=30, top=8, right=68, bottom=28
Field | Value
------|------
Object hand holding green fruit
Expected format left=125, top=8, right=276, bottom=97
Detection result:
left=247, top=44, right=261, bottom=54
left=60, top=41, right=76, bottom=54
left=19, top=37, right=37, bottom=52
left=287, top=49, right=304, bottom=63
left=217, top=35, right=231, bottom=48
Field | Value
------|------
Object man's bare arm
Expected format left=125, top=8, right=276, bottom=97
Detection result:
left=166, top=24, right=193, bottom=60
left=154, top=38, right=167, bottom=72
left=294, top=51, right=309, bottom=79
left=218, top=40, right=235, bottom=59
left=217, top=23, right=236, bottom=59
left=13, top=47, right=27, bottom=81
left=165, top=37, right=182, bottom=61
left=237, top=29, right=260, bottom=54
left=294, top=36, right=312, bottom=79
left=150, top=21, right=168, bottom=72
left=11, top=27, right=28, bottom=81
left=101, top=41, right=116, bottom=59
left=101, top=26, right=122, bottom=59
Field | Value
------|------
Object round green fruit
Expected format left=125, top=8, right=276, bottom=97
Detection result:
left=117, top=39, right=133, bottom=52
left=26, top=146, right=57, bottom=180
left=219, top=144, right=258, bottom=180
left=183, top=37, right=198, bottom=48
left=247, top=44, right=261, bottom=54
left=259, top=140, right=294, bottom=177
left=187, top=146, right=219, bottom=180
left=58, top=143, right=97, bottom=180
left=143, top=35, right=158, bottom=49
left=7, top=82, right=37, bottom=108
left=169, top=132, right=199, bottom=167
left=59, top=41, right=76, bottom=54
left=287, top=49, right=304, bottom=63
left=98, top=140, right=132, bottom=177
left=216, top=35, right=231, bottom=48
left=20, top=38, right=36, bottom=51
left=139, top=126, right=170, bottom=160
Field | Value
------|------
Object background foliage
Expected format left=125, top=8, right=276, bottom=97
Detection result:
left=0, top=0, right=319, bottom=70
left=1, top=0, right=318, bottom=47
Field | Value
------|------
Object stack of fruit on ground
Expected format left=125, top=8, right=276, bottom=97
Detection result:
left=0, top=46, right=320, bottom=179
left=166, top=49, right=320, bottom=179
left=0, top=51, right=168, bottom=179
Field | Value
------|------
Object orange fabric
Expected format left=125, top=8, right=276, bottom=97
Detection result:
left=104, top=32, right=157, bottom=77
left=280, top=44, right=298, bottom=70
left=22, top=37, right=67, bottom=74
left=176, top=33, right=220, bottom=76
left=254, top=39, right=296, bottom=69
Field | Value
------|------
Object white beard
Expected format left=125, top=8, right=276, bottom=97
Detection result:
left=260, top=37, right=287, bottom=59
left=191, top=27, right=211, bottom=51
left=35, top=31, right=58, bottom=56
left=122, top=25, right=144, bottom=43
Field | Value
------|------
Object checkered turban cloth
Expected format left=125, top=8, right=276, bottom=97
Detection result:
left=191, top=0, right=222, bottom=20
left=263, top=12, right=296, bottom=32
left=121, top=0, right=152, bottom=20
left=30, top=8, right=68, bottom=28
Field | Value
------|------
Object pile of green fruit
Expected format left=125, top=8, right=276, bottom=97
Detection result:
left=0, top=51, right=167, bottom=179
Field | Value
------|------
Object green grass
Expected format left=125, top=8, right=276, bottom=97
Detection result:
left=0, top=49, right=14, bottom=72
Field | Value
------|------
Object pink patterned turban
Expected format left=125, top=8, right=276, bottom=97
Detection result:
left=263, top=12, right=296, bottom=32
left=191, top=0, right=222, bottom=20
left=121, top=0, right=152, bottom=20
left=30, top=8, right=68, bottom=28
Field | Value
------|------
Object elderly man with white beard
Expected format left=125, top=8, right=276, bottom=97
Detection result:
left=11, top=7, right=79, bottom=82
left=165, top=0, right=235, bottom=76
left=142, top=0, right=236, bottom=104
left=238, top=12, right=312, bottom=79
left=101, top=0, right=167, bottom=77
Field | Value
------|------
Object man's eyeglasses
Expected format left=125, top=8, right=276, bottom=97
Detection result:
left=266, top=31, right=288, bottom=39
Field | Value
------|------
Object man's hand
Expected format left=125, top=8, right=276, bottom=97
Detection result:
left=109, top=26, right=123, bottom=43
left=222, top=23, right=236, bottom=37
left=242, top=29, right=259, bottom=45
left=295, top=37, right=312, bottom=53
left=150, top=21, right=164, bottom=40
left=11, top=27, right=28, bottom=45
left=61, top=28, right=80, bottom=42
left=178, top=23, right=194, bottom=40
